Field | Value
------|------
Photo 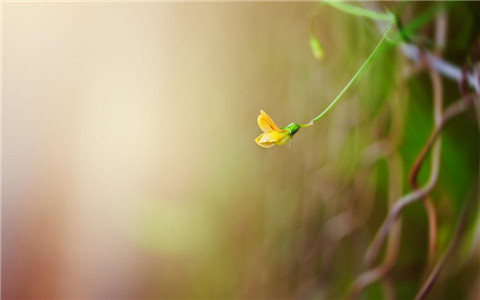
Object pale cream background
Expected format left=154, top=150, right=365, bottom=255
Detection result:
left=3, top=2, right=345, bottom=298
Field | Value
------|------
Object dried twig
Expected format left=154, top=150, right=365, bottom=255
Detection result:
left=364, top=94, right=476, bottom=266
left=348, top=60, right=444, bottom=300
left=414, top=87, right=480, bottom=299
left=402, top=44, right=480, bottom=93
left=414, top=187, right=477, bottom=300
left=364, top=2, right=480, bottom=93
left=347, top=154, right=403, bottom=300
left=408, top=67, right=443, bottom=267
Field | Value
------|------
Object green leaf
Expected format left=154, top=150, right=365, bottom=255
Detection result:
left=309, top=36, right=324, bottom=60
left=325, top=1, right=395, bottom=23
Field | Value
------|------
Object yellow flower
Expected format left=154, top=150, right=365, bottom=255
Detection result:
left=255, top=110, right=300, bottom=148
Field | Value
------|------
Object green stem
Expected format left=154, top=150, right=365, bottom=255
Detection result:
left=301, top=24, right=393, bottom=127
left=324, top=1, right=395, bottom=22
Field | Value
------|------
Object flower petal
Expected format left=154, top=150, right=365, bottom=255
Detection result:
left=276, top=133, right=291, bottom=145
left=255, top=130, right=291, bottom=148
left=261, top=131, right=282, bottom=143
left=257, top=110, right=281, bottom=132
left=255, top=133, right=276, bottom=148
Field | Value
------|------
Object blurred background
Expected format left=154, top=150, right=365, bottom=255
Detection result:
left=2, top=2, right=479, bottom=299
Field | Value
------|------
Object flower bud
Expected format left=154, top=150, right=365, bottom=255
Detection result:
left=283, top=122, right=301, bottom=136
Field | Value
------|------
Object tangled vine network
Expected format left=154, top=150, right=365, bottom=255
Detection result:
left=256, top=2, right=480, bottom=299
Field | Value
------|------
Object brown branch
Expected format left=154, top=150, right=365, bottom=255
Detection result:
left=347, top=221, right=402, bottom=300
left=364, top=2, right=480, bottom=93
left=381, top=278, right=396, bottom=300
left=364, top=94, right=476, bottom=266
left=348, top=65, right=443, bottom=300
left=415, top=94, right=480, bottom=300
left=346, top=53, right=448, bottom=298
left=422, top=199, right=438, bottom=266
left=347, top=157, right=403, bottom=300
left=414, top=192, right=476, bottom=300
left=408, top=68, right=443, bottom=266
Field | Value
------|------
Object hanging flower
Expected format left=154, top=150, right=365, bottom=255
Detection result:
left=255, top=110, right=300, bottom=148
